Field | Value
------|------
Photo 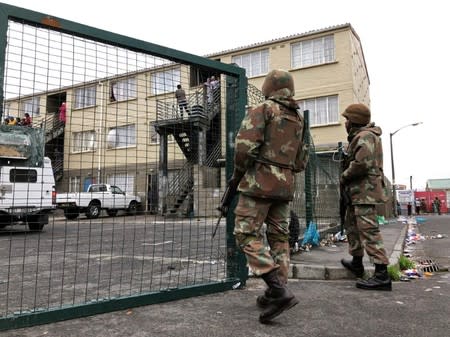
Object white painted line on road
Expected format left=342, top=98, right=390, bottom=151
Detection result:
left=142, top=241, right=173, bottom=246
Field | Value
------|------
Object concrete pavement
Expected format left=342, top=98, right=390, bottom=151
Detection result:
left=6, top=217, right=450, bottom=337
left=290, top=220, right=408, bottom=280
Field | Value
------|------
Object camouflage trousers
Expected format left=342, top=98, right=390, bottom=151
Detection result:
left=233, top=193, right=290, bottom=283
left=344, top=204, right=389, bottom=265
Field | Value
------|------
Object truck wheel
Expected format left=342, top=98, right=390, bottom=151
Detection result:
left=28, top=222, right=45, bottom=231
left=64, top=208, right=79, bottom=220
left=28, top=214, right=47, bottom=231
left=127, top=201, right=138, bottom=215
left=106, top=209, right=118, bottom=217
left=86, top=202, right=101, bottom=219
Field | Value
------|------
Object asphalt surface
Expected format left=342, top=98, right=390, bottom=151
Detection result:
left=2, top=214, right=450, bottom=337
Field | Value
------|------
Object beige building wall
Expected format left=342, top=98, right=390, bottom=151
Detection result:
left=5, top=23, right=370, bottom=215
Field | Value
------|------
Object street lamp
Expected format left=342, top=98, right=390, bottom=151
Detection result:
left=390, top=122, right=423, bottom=217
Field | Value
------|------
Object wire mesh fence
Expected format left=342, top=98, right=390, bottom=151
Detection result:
left=0, top=4, right=248, bottom=329
left=0, top=4, right=346, bottom=331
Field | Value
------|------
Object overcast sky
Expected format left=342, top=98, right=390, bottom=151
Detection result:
left=2, top=0, right=448, bottom=190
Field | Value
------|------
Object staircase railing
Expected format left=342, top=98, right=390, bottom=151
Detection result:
left=166, top=161, right=194, bottom=213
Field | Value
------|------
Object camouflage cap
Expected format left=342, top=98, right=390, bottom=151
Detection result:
left=261, top=69, right=295, bottom=97
left=342, top=103, right=371, bottom=125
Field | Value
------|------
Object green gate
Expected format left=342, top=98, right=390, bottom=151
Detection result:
left=0, top=3, right=247, bottom=330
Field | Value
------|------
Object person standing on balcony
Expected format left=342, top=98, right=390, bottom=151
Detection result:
left=22, top=113, right=32, bottom=126
left=58, top=102, right=66, bottom=124
left=204, top=77, right=212, bottom=105
left=340, top=103, right=392, bottom=291
left=210, top=75, right=220, bottom=104
left=230, top=69, right=307, bottom=323
left=175, top=84, right=189, bottom=118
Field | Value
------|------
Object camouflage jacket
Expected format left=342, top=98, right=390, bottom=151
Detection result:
left=233, top=97, right=306, bottom=201
left=342, top=123, right=388, bottom=205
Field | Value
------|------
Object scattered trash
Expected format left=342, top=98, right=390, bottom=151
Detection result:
left=334, top=231, right=347, bottom=242
left=232, top=282, right=241, bottom=289
left=403, top=268, right=422, bottom=279
left=424, top=288, right=433, bottom=292
left=395, top=301, right=404, bottom=305
left=416, top=217, right=427, bottom=224
left=301, top=222, right=320, bottom=247
left=376, top=215, right=387, bottom=225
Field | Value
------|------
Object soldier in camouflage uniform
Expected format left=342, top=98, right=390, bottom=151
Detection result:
left=340, top=103, right=392, bottom=291
left=230, top=69, right=307, bottom=323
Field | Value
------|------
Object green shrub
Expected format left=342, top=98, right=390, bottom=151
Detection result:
left=388, top=264, right=401, bottom=281
left=398, top=255, right=415, bottom=270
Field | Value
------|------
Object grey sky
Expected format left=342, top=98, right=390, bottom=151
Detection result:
left=2, top=0, right=448, bottom=189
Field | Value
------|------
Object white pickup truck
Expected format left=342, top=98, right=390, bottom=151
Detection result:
left=56, top=184, right=142, bottom=220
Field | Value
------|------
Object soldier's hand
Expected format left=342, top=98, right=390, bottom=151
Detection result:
left=228, top=176, right=240, bottom=190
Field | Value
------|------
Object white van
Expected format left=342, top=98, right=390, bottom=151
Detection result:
left=0, top=157, right=56, bottom=231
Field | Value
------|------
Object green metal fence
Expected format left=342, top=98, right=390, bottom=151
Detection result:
left=0, top=3, right=248, bottom=330
left=0, top=3, right=346, bottom=332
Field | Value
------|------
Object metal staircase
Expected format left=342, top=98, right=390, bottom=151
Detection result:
left=42, top=114, right=65, bottom=182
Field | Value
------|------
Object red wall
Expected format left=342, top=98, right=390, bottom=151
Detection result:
left=414, top=190, right=447, bottom=213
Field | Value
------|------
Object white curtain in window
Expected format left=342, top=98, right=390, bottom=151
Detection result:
left=299, top=95, right=339, bottom=126
left=74, top=86, right=96, bottom=109
left=111, top=77, right=136, bottom=101
left=69, top=176, right=80, bottom=193
left=107, top=174, right=134, bottom=194
left=231, top=49, right=269, bottom=77
left=291, top=35, right=335, bottom=68
left=22, top=97, right=40, bottom=116
left=324, top=35, right=335, bottom=63
left=107, top=124, right=136, bottom=148
left=151, top=68, right=180, bottom=95
left=73, top=131, right=95, bottom=152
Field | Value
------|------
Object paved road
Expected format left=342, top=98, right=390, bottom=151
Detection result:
left=4, top=275, right=450, bottom=337
left=1, top=214, right=449, bottom=337
left=414, top=214, right=450, bottom=271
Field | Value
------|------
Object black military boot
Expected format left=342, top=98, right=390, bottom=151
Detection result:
left=341, top=256, right=364, bottom=278
left=256, top=288, right=273, bottom=308
left=259, top=269, right=299, bottom=323
left=356, top=264, right=392, bottom=291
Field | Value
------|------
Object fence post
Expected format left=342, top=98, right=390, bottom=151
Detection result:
left=303, top=110, right=313, bottom=228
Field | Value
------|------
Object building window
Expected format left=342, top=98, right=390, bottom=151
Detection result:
left=21, top=97, right=40, bottom=116
left=298, top=95, right=339, bottom=126
left=110, top=77, right=137, bottom=102
left=107, top=124, right=136, bottom=149
left=107, top=173, right=134, bottom=194
left=151, top=68, right=180, bottom=95
left=72, top=130, right=96, bottom=152
left=291, top=35, right=335, bottom=68
left=69, top=176, right=81, bottom=192
left=74, top=85, right=96, bottom=109
left=231, top=49, right=269, bottom=77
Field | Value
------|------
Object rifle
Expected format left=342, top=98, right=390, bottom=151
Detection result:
left=212, top=178, right=240, bottom=238
left=338, top=142, right=350, bottom=237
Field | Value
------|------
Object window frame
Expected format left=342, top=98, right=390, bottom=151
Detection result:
left=107, top=124, right=136, bottom=149
left=110, top=77, right=137, bottom=102
left=71, top=130, right=96, bottom=153
left=291, top=35, right=335, bottom=68
left=150, top=67, right=180, bottom=95
left=21, top=97, right=40, bottom=116
left=231, top=49, right=269, bottom=78
left=74, top=85, right=97, bottom=109
left=297, top=95, right=339, bottom=127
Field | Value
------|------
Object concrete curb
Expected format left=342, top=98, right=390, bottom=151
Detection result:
left=289, top=223, right=408, bottom=280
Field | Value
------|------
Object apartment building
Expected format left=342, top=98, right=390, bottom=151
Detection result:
left=3, top=22, right=370, bottom=217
